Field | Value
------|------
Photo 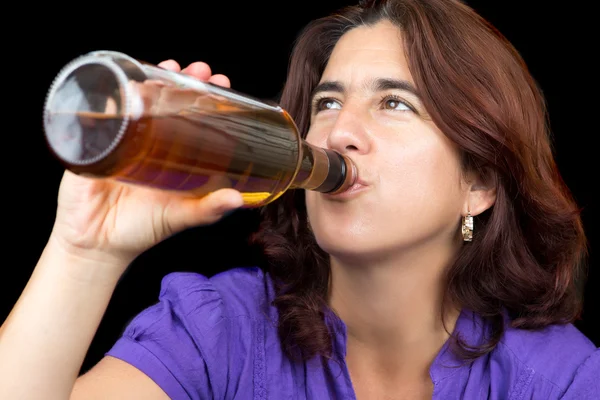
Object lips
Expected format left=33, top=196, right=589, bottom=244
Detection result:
left=325, top=177, right=370, bottom=200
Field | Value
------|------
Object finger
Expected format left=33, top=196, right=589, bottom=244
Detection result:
left=181, top=62, right=212, bottom=81
left=157, top=59, right=181, bottom=72
left=167, top=188, right=245, bottom=230
left=208, top=74, right=231, bottom=88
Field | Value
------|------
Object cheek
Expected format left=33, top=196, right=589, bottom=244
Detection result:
left=382, top=136, right=464, bottom=210
left=305, top=131, right=323, bottom=147
left=304, top=192, right=320, bottom=233
left=305, top=118, right=334, bottom=146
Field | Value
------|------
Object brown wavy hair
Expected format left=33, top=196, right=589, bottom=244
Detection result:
left=250, top=0, right=588, bottom=361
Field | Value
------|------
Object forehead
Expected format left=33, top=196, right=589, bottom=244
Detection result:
left=321, top=20, right=413, bottom=85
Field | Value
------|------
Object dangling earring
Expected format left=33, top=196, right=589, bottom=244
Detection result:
left=462, top=211, right=473, bottom=242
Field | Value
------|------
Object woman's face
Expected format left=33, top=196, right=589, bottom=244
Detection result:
left=305, top=20, right=470, bottom=262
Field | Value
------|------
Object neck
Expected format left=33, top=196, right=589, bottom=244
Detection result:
left=328, top=240, right=461, bottom=381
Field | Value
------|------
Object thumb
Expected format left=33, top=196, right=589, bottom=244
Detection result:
left=164, top=188, right=245, bottom=233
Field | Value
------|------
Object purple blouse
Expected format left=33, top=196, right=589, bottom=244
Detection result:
left=106, top=267, right=599, bottom=399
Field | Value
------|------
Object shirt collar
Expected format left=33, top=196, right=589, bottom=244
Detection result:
left=429, top=308, right=490, bottom=383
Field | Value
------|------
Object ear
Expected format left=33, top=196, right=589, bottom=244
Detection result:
left=463, top=167, right=497, bottom=217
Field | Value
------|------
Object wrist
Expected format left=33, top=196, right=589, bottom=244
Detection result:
left=44, top=233, right=134, bottom=286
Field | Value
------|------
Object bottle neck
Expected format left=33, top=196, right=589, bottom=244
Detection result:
left=290, top=141, right=357, bottom=194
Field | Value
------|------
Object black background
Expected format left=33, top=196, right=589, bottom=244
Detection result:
left=2, top=0, right=597, bottom=374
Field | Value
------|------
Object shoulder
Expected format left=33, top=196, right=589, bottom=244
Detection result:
left=118, top=266, right=277, bottom=341
left=159, top=266, right=277, bottom=320
left=494, top=320, right=599, bottom=398
left=105, top=267, right=278, bottom=400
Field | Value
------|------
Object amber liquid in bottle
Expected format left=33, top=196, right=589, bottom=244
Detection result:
left=47, top=107, right=353, bottom=207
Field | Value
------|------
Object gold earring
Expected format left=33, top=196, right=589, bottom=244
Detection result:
left=462, top=212, right=473, bottom=242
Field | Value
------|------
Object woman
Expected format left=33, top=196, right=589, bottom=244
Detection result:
left=1, top=0, right=597, bottom=399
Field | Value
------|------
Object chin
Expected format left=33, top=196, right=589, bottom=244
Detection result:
left=312, top=226, right=379, bottom=260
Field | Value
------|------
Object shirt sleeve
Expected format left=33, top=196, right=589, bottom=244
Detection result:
left=105, top=272, right=226, bottom=400
left=560, top=348, right=600, bottom=399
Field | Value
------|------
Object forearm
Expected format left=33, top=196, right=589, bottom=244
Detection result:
left=0, top=237, right=128, bottom=400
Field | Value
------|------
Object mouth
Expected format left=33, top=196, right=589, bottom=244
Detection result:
left=321, top=154, right=370, bottom=201
left=324, top=179, right=370, bottom=201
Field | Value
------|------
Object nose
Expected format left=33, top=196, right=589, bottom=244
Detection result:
left=326, top=109, right=371, bottom=155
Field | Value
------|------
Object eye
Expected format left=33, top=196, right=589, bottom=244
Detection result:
left=313, top=97, right=342, bottom=113
left=381, top=95, right=414, bottom=112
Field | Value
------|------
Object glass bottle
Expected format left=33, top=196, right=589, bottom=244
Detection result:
left=42, top=50, right=357, bottom=207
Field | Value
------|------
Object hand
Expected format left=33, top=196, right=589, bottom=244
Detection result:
left=50, top=60, right=244, bottom=271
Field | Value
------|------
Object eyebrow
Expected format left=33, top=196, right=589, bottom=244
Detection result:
left=310, top=78, right=422, bottom=101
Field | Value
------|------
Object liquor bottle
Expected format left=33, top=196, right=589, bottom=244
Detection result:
left=43, top=50, right=357, bottom=207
